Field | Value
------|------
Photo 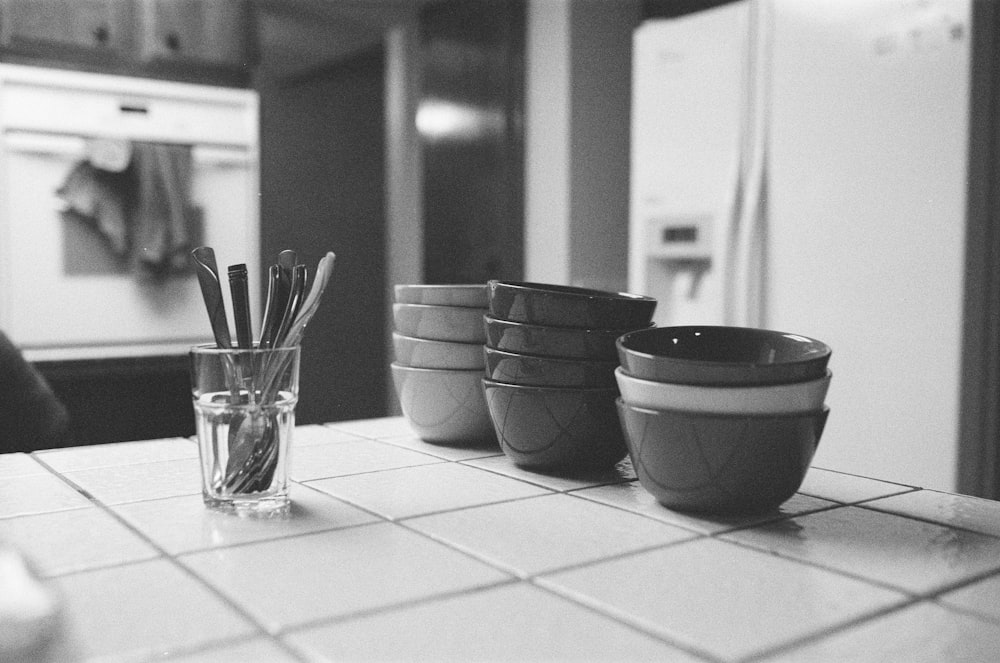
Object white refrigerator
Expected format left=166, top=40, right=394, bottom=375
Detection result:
left=629, top=0, right=971, bottom=492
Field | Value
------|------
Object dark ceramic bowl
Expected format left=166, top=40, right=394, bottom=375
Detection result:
left=483, top=314, right=653, bottom=361
left=483, top=347, right=619, bottom=389
left=617, top=325, right=832, bottom=386
left=488, top=280, right=657, bottom=330
left=617, top=399, right=829, bottom=514
left=391, top=363, right=496, bottom=445
left=482, top=379, right=627, bottom=470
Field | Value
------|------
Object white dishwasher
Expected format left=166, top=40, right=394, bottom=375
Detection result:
left=0, top=64, right=259, bottom=361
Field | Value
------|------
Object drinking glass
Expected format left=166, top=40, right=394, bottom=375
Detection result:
left=189, top=344, right=300, bottom=516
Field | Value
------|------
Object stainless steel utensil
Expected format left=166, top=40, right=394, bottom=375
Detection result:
left=259, top=250, right=297, bottom=348
left=222, top=251, right=336, bottom=494
left=191, top=246, right=231, bottom=348
left=227, top=263, right=253, bottom=349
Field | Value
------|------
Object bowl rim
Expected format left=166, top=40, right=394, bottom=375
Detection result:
left=483, top=313, right=655, bottom=335
left=481, top=377, right=619, bottom=394
left=615, top=366, right=832, bottom=391
left=394, top=283, right=488, bottom=303
left=616, top=325, right=832, bottom=368
left=393, top=302, right=488, bottom=313
left=391, top=331, right=485, bottom=348
left=488, top=280, right=656, bottom=304
left=395, top=283, right=487, bottom=292
left=617, top=397, right=831, bottom=420
left=391, top=362, right=485, bottom=375
left=484, top=346, right=621, bottom=368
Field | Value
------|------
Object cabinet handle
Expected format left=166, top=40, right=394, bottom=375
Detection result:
left=93, top=25, right=109, bottom=45
left=165, top=32, right=181, bottom=52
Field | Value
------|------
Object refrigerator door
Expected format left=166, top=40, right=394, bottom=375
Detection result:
left=764, top=0, right=971, bottom=490
left=629, top=4, right=749, bottom=326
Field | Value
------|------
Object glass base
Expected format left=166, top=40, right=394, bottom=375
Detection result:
left=203, top=493, right=291, bottom=518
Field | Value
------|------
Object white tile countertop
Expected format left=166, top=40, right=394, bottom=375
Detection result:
left=3, top=416, right=1000, bottom=662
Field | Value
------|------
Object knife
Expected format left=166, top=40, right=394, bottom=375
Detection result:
left=191, top=246, right=232, bottom=349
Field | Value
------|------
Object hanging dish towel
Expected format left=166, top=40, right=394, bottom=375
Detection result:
left=131, top=142, right=203, bottom=277
left=56, top=160, right=131, bottom=258
left=56, top=139, right=203, bottom=278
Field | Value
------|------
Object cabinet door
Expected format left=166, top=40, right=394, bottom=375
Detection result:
left=137, top=0, right=255, bottom=68
left=0, top=0, right=133, bottom=55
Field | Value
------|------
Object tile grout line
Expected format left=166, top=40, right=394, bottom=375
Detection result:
left=736, top=594, right=926, bottom=663
left=25, top=455, right=313, bottom=661
left=528, top=577, right=726, bottom=663
left=853, top=500, right=1000, bottom=540
left=807, top=465, right=921, bottom=490
left=714, top=527, right=1000, bottom=600
left=453, top=459, right=636, bottom=492
left=928, top=592, right=1000, bottom=627
left=562, top=487, right=848, bottom=537
left=277, top=576, right=523, bottom=640
left=26, top=432, right=992, bottom=662
left=530, top=572, right=729, bottom=663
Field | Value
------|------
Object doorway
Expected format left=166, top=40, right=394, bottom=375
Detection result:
left=259, top=46, right=388, bottom=424
left=419, top=0, right=525, bottom=284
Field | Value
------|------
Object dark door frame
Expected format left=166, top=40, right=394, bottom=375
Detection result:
left=959, top=0, right=1000, bottom=498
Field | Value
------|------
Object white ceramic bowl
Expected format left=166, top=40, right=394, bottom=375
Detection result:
left=392, top=303, right=488, bottom=343
left=615, top=367, right=832, bottom=414
left=392, top=332, right=484, bottom=370
left=394, top=283, right=488, bottom=308
left=391, top=363, right=495, bottom=444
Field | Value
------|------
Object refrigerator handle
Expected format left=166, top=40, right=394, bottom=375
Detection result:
left=730, top=0, right=771, bottom=328
left=735, top=145, right=767, bottom=327
left=721, top=149, right=744, bottom=326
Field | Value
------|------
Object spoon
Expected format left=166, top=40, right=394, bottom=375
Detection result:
left=259, top=250, right=297, bottom=348
left=281, top=252, right=336, bottom=348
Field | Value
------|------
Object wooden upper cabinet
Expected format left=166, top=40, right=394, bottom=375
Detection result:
left=137, top=0, right=256, bottom=69
left=0, top=0, right=257, bottom=80
left=0, top=0, right=135, bottom=56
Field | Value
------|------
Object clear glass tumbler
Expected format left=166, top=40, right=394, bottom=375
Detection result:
left=189, top=344, right=300, bottom=516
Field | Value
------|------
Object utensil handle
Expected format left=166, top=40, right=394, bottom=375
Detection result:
left=275, top=264, right=307, bottom=346
left=282, top=252, right=336, bottom=348
left=228, top=263, right=253, bottom=349
left=258, top=265, right=281, bottom=349
left=191, top=246, right=231, bottom=349
left=259, top=263, right=291, bottom=349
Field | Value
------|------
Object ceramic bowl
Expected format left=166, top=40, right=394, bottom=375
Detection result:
left=393, top=303, right=488, bottom=343
left=483, top=314, right=653, bottom=361
left=488, top=280, right=657, bottom=330
left=394, top=283, right=489, bottom=308
left=615, top=367, right=831, bottom=414
left=484, top=347, right=619, bottom=389
left=481, top=379, right=627, bottom=470
left=391, top=363, right=495, bottom=444
left=617, top=399, right=829, bottom=514
left=617, top=325, right=831, bottom=386
left=392, top=332, right=484, bottom=370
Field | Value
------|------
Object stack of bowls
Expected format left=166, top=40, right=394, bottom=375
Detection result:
left=482, top=280, right=657, bottom=471
left=390, top=284, right=495, bottom=445
left=615, top=325, right=833, bottom=514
